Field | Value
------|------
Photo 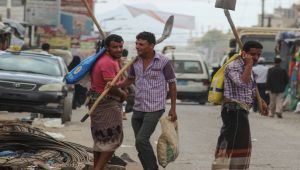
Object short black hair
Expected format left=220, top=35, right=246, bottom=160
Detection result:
left=41, top=43, right=50, bottom=51
left=122, top=49, right=128, bottom=57
left=274, top=57, right=282, bottom=64
left=136, top=31, right=156, bottom=45
left=104, top=34, right=123, bottom=47
left=242, top=41, right=263, bottom=52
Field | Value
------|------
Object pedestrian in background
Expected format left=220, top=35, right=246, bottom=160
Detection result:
left=212, top=41, right=268, bottom=170
left=88, top=34, right=128, bottom=170
left=253, top=57, right=269, bottom=112
left=117, top=31, right=177, bottom=170
left=41, top=43, right=50, bottom=54
left=266, top=57, right=289, bottom=118
left=68, top=56, right=88, bottom=109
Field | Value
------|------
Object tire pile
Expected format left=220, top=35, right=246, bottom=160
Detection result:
left=0, top=121, right=93, bottom=170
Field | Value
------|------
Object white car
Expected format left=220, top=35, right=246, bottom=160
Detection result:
left=165, top=52, right=210, bottom=104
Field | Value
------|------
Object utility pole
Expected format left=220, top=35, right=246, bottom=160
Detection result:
left=6, top=0, right=11, bottom=19
left=261, top=0, right=265, bottom=27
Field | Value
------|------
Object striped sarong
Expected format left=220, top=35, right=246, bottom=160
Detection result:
left=212, top=103, right=251, bottom=170
left=90, top=98, right=123, bottom=152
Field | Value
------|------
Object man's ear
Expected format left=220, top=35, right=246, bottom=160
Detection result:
left=150, top=43, right=155, bottom=49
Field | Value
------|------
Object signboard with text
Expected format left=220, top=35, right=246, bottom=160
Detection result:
left=25, top=0, right=60, bottom=26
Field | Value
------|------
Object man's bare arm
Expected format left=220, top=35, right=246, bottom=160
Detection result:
left=168, top=82, right=177, bottom=121
left=117, top=78, right=134, bottom=88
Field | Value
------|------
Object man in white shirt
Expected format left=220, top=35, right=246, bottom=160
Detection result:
left=40, top=43, right=50, bottom=55
left=253, top=57, right=269, bottom=112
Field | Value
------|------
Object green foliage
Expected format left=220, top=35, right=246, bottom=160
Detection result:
left=194, top=29, right=231, bottom=48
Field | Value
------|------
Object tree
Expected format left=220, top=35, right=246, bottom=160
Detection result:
left=188, top=29, right=232, bottom=65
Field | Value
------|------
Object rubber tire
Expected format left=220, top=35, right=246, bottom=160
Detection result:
left=199, top=101, right=206, bottom=105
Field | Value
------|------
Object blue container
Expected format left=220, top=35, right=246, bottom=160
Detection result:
left=65, top=47, right=106, bottom=84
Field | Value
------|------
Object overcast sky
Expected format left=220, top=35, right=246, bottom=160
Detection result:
left=94, top=0, right=300, bottom=45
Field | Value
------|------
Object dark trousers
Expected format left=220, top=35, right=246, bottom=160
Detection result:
left=131, top=110, right=164, bottom=170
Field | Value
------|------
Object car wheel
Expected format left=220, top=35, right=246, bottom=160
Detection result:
left=62, top=96, right=72, bottom=123
left=199, top=100, right=206, bottom=105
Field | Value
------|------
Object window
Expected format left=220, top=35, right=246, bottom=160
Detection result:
left=173, top=60, right=203, bottom=74
left=0, top=54, right=62, bottom=77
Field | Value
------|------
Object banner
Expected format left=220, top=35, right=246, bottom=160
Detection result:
left=39, top=36, right=71, bottom=49
left=61, top=12, right=93, bottom=36
left=125, top=5, right=195, bottom=30
left=61, top=0, right=93, bottom=16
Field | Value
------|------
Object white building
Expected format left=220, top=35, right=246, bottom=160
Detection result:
left=0, top=0, right=24, bottom=22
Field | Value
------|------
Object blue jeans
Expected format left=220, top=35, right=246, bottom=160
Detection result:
left=131, top=109, right=164, bottom=170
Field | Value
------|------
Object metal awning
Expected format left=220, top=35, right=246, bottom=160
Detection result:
left=2, top=19, right=25, bottom=39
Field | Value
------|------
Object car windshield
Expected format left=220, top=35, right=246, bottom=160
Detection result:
left=0, top=53, right=62, bottom=76
left=172, top=60, right=203, bottom=74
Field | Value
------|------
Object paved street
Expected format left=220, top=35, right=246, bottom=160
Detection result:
left=1, top=103, right=300, bottom=170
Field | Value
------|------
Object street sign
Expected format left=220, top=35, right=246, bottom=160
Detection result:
left=25, top=0, right=60, bottom=26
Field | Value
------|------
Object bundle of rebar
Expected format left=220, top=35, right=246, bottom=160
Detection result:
left=0, top=121, right=93, bottom=169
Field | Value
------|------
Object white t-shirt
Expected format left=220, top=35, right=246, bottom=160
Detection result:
left=253, top=64, right=268, bottom=83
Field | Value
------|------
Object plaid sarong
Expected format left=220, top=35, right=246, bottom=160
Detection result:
left=212, top=103, right=251, bottom=170
left=90, top=98, right=123, bottom=152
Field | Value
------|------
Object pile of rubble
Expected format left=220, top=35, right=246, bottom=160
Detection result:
left=0, top=121, right=93, bottom=169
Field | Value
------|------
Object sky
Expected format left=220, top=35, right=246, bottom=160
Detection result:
left=94, top=0, right=300, bottom=45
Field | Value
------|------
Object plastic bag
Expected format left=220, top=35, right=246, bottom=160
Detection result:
left=157, top=116, right=179, bottom=168
left=208, top=54, right=238, bottom=104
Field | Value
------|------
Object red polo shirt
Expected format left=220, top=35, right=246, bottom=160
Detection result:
left=90, top=54, right=120, bottom=94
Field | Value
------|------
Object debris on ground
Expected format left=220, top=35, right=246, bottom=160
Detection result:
left=32, top=118, right=65, bottom=128
left=0, top=121, right=92, bottom=169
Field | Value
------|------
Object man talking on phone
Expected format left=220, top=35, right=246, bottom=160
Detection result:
left=212, top=41, right=268, bottom=170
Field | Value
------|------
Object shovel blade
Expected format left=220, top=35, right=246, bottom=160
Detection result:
left=156, top=15, right=174, bottom=44
left=215, top=0, right=236, bottom=11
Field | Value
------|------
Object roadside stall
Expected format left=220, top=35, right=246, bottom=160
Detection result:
left=275, top=31, right=300, bottom=111
left=0, top=19, right=26, bottom=51
left=0, top=22, right=12, bottom=50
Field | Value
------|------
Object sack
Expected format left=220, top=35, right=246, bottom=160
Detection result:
left=65, top=48, right=106, bottom=84
left=157, top=117, right=179, bottom=168
left=208, top=54, right=239, bottom=104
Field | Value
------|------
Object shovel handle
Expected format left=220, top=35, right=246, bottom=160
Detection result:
left=224, top=9, right=243, bottom=49
left=81, top=113, right=90, bottom=122
left=80, top=59, right=135, bottom=122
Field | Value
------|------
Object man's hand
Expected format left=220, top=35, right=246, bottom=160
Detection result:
left=106, top=81, right=119, bottom=89
left=259, top=100, right=269, bottom=116
left=168, top=109, right=177, bottom=122
left=120, top=90, right=128, bottom=102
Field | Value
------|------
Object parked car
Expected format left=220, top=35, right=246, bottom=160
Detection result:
left=0, top=50, right=73, bottom=123
left=165, top=52, right=210, bottom=104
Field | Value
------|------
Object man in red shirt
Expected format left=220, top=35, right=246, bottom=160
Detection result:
left=89, top=34, right=128, bottom=170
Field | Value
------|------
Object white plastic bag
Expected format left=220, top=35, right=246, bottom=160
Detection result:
left=157, top=116, right=179, bottom=168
